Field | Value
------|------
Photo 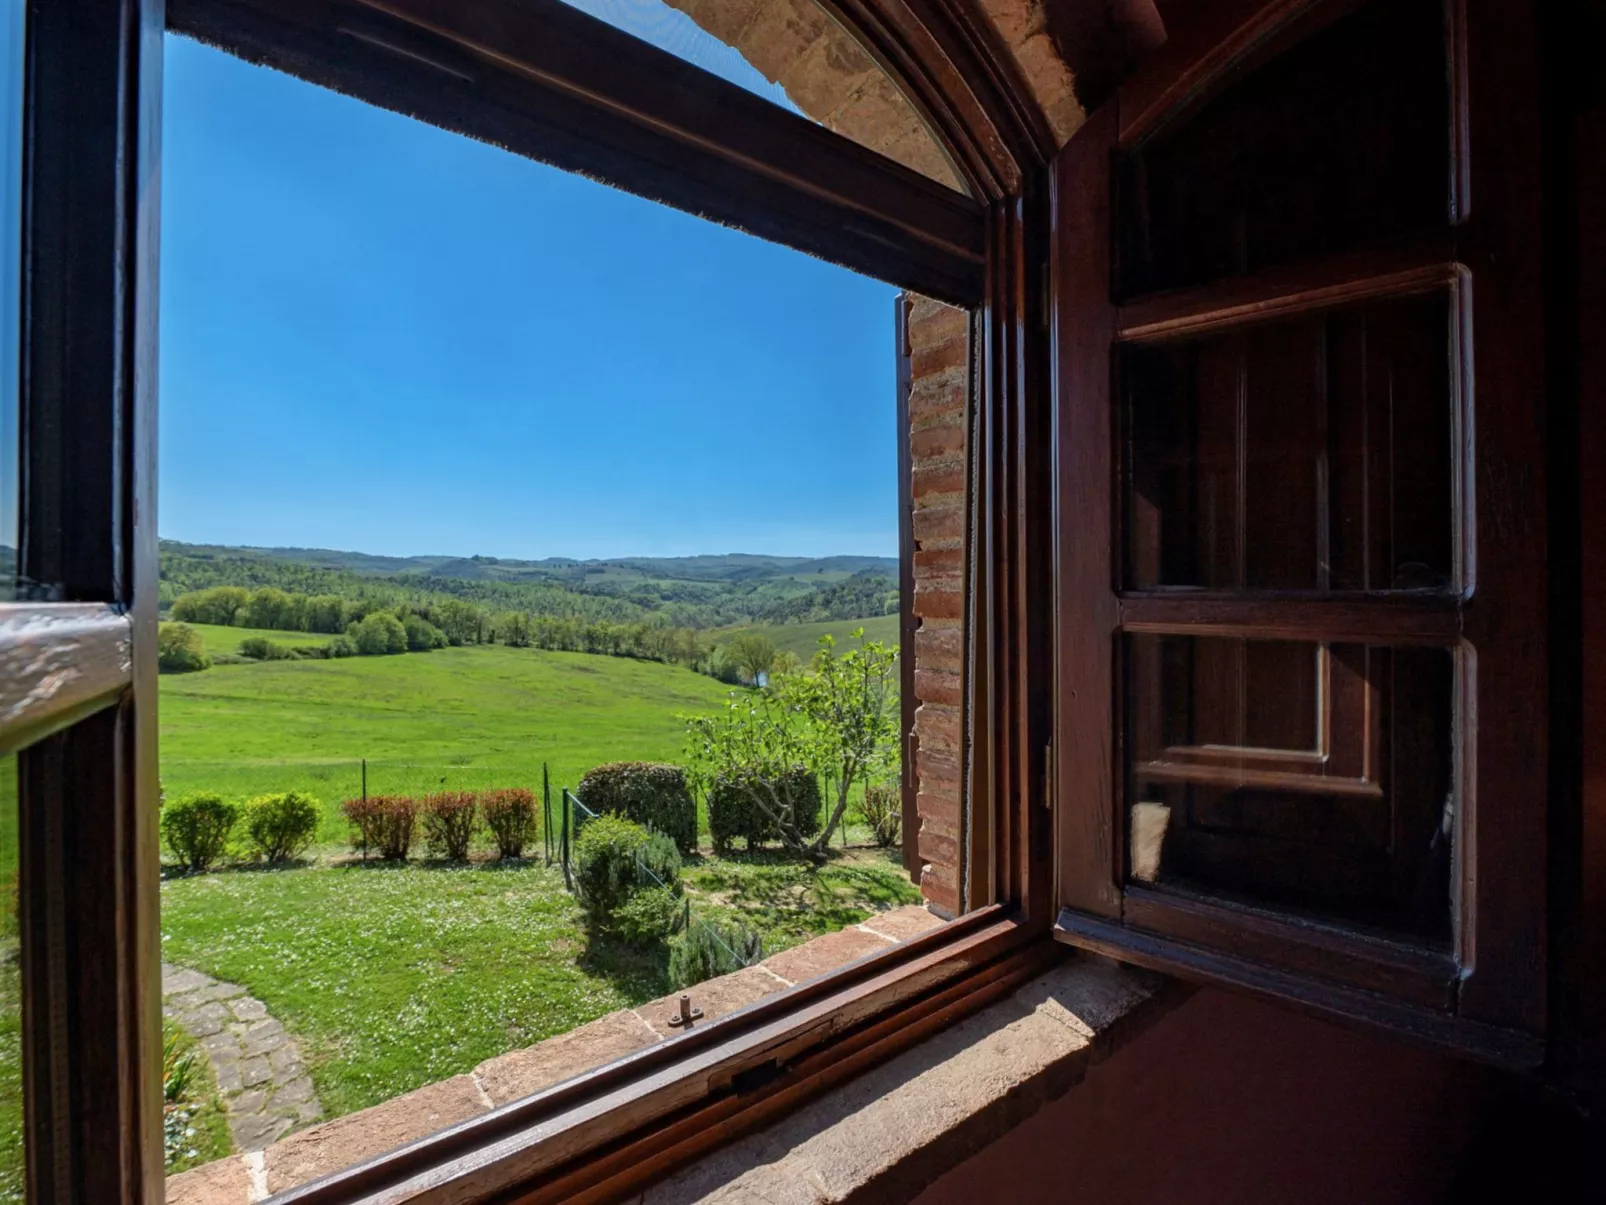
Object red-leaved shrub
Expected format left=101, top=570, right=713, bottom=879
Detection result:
left=342, top=795, right=417, bottom=860
left=481, top=788, right=538, bottom=859
left=422, top=791, right=478, bottom=861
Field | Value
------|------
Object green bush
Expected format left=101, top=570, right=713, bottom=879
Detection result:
left=157, top=623, right=210, bottom=674
left=577, top=762, right=697, bottom=854
left=858, top=782, right=902, bottom=849
left=422, top=791, right=478, bottom=860
left=242, top=791, right=320, bottom=862
left=573, top=816, right=683, bottom=926
left=707, top=767, right=822, bottom=853
left=612, top=885, right=683, bottom=948
left=353, top=612, right=408, bottom=656
left=573, top=816, right=650, bottom=921
left=668, top=920, right=763, bottom=989
left=482, top=788, right=538, bottom=859
left=342, top=795, right=417, bottom=859
left=238, top=635, right=293, bottom=661
left=328, top=635, right=358, bottom=658
left=403, top=614, right=447, bottom=652
left=161, top=793, right=239, bottom=872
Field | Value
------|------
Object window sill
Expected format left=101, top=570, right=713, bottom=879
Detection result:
left=634, top=956, right=1178, bottom=1204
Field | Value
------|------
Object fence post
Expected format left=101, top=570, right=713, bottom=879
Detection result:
left=560, top=786, right=571, bottom=891
left=542, top=763, right=552, bottom=865
left=361, top=758, right=367, bottom=802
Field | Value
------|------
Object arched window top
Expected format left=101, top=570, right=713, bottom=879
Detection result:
left=557, top=0, right=966, bottom=192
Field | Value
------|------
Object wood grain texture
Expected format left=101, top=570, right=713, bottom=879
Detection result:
left=1116, top=251, right=1464, bottom=343
left=17, top=4, right=166, bottom=1205
left=168, top=0, right=988, bottom=304
left=0, top=604, right=132, bottom=756
left=1120, top=885, right=1457, bottom=1011
left=1116, top=594, right=1463, bottom=644
left=1053, top=907, right=1543, bottom=1067
left=1450, top=0, right=1549, bottom=1033
left=1052, top=103, right=1123, bottom=920
left=1117, top=0, right=1324, bottom=146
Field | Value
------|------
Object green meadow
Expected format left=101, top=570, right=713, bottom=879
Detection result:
left=161, top=633, right=742, bottom=846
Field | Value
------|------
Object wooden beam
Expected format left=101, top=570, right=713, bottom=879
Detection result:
left=166, top=0, right=988, bottom=305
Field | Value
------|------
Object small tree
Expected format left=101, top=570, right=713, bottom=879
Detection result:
left=725, top=632, right=777, bottom=685
left=403, top=613, right=446, bottom=651
left=353, top=612, right=408, bottom=655
left=157, top=623, right=210, bottom=674
left=685, top=631, right=898, bottom=861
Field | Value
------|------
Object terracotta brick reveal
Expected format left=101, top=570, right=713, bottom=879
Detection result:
left=904, top=294, right=970, bottom=914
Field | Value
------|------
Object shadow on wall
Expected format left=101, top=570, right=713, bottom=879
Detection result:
left=913, top=987, right=1501, bottom=1205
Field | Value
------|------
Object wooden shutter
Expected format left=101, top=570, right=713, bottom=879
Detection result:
left=1051, top=0, right=1548, bottom=1064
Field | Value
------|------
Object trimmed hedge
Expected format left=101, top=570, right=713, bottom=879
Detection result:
left=161, top=794, right=238, bottom=872
left=573, top=816, right=683, bottom=925
left=342, top=795, right=417, bottom=860
left=422, top=791, right=478, bottom=860
left=577, top=762, right=697, bottom=854
left=482, top=788, right=538, bottom=859
left=707, top=767, right=822, bottom=853
left=242, top=791, right=320, bottom=862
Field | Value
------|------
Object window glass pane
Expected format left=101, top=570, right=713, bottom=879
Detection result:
left=1115, top=0, right=1448, bottom=298
left=552, top=0, right=964, bottom=192
left=1123, top=291, right=1455, bottom=592
left=0, top=0, right=22, bottom=600
left=0, top=755, right=20, bottom=1202
left=160, top=30, right=945, bottom=1194
left=1125, top=634, right=1453, bottom=942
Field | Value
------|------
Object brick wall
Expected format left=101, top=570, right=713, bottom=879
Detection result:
left=906, top=296, right=969, bottom=916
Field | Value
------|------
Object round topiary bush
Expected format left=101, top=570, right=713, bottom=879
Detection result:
left=706, top=766, right=823, bottom=853
left=573, top=815, right=683, bottom=926
left=161, top=793, right=239, bottom=872
left=577, top=762, right=697, bottom=853
left=242, top=791, right=321, bottom=862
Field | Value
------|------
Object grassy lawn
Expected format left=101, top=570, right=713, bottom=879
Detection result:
left=161, top=641, right=740, bottom=847
left=159, top=848, right=918, bottom=1120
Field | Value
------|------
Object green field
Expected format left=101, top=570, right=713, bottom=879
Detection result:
left=186, top=622, right=333, bottom=658
left=717, top=614, right=899, bottom=662
left=161, top=639, right=741, bottom=847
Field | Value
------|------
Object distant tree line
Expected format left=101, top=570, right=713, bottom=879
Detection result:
left=756, top=572, right=898, bottom=626
left=158, top=544, right=899, bottom=631
left=167, top=584, right=733, bottom=673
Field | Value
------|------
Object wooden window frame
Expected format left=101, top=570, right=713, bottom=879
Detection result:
left=0, top=1, right=1065, bottom=1203
left=1051, top=0, right=1551, bottom=1069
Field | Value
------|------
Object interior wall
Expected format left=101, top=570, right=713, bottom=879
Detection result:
left=913, top=987, right=1502, bottom=1205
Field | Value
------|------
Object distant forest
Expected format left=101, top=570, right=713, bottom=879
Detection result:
left=158, top=542, right=899, bottom=631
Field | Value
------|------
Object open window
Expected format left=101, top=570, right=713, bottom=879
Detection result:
left=0, top=0, right=1055, bottom=1202
left=1052, top=0, right=1549, bottom=1063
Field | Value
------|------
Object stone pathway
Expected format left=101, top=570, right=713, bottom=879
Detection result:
left=162, top=964, right=324, bottom=1152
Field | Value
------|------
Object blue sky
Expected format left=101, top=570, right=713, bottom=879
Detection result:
left=158, top=10, right=899, bottom=562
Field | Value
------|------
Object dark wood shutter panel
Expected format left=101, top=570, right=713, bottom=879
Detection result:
left=1051, top=0, right=1549, bottom=1065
